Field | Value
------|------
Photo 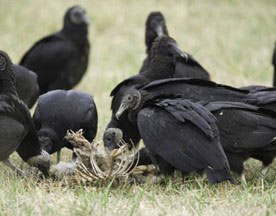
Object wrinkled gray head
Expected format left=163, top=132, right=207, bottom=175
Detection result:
left=115, top=89, right=142, bottom=120
left=27, top=150, right=51, bottom=177
left=103, top=128, right=123, bottom=151
left=39, top=136, right=53, bottom=153
left=65, top=5, right=89, bottom=26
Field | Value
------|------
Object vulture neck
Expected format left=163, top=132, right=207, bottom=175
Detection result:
left=62, top=24, right=89, bottom=46
left=38, top=128, right=59, bottom=144
left=145, top=56, right=175, bottom=80
left=145, top=31, right=158, bottom=55
left=145, top=27, right=168, bottom=54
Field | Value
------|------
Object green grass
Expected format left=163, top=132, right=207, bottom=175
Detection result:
left=0, top=0, right=276, bottom=215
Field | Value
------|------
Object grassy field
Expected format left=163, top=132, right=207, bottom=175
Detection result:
left=0, top=0, right=276, bottom=215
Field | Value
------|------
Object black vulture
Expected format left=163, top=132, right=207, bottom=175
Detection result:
left=273, top=42, right=276, bottom=86
left=120, top=98, right=233, bottom=184
left=139, top=11, right=168, bottom=73
left=0, top=51, right=50, bottom=176
left=104, top=36, right=189, bottom=150
left=117, top=90, right=276, bottom=182
left=139, top=11, right=210, bottom=80
left=20, top=5, right=90, bottom=95
left=33, top=89, right=98, bottom=162
left=12, top=64, right=39, bottom=108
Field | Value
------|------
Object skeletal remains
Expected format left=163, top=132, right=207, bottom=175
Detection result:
left=50, top=129, right=152, bottom=184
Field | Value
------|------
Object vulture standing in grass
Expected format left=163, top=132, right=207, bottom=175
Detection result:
left=273, top=42, right=276, bottom=86
left=139, top=11, right=210, bottom=80
left=20, top=5, right=90, bottom=95
left=104, top=35, right=189, bottom=150
left=12, top=64, right=39, bottom=108
left=33, top=89, right=98, bottom=162
left=117, top=98, right=234, bottom=184
left=0, top=51, right=50, bottom=176
left=116, top=88, right=276, bottom=182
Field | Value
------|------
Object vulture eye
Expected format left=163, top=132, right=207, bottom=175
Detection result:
left=0, top=55, right=6, bottom=71
left=127, top=95, right=133, bottom=101
left=161, top=43, right=169, bottom=50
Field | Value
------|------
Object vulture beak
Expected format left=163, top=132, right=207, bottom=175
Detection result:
left=172, top=43, right=189, bottom=62
left=82, top=13, right=90, bottom=24
left=155, top=25, right=164, bottom=37
left=116, top=103, right=128, bottom=120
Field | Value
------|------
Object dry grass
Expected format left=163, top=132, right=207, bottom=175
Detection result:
left=0, top=0, right=276, bottom=215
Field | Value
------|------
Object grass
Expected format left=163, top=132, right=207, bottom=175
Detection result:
left=0, top=0, right=276, bottom=215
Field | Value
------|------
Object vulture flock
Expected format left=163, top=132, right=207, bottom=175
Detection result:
left=1, top=5, right=276, bottom=185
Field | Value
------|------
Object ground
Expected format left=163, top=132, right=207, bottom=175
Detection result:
left=0, top=0, right=276, bottom=215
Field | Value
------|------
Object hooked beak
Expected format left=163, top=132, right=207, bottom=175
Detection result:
left=173, top=44, right=189, bottom=62
left=81, top=13, right=90, bottom=24
left=155, top=25, right=164, bottom=37
left=116, top=103, right=128, bottom=120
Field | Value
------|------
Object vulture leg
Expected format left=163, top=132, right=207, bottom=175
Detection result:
left=56, top=150, right=61, bottom=163
left=240, top=173, right=247, bottom=185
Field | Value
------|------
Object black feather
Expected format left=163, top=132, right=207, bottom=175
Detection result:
left=12, top=64, right=39, bottom=108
